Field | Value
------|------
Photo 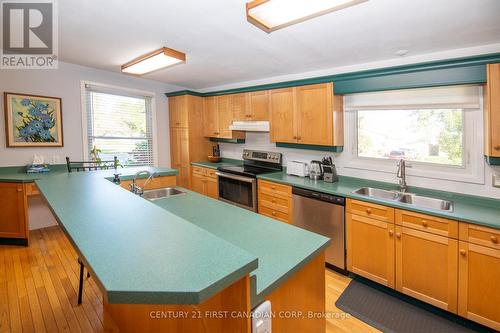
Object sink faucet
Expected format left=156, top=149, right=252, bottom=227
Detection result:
left=397, top=159, right=408, bottom=193
left=130, top=170, right=158, bottom=195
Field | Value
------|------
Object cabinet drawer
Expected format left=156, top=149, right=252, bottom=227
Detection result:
left=396, top=209, right=458, bottom=238
left=258, top=193, right=290, bottom=214
left=258, top=180, right=291, bottom=198
left=205, top=168, right=218, bottom=179
left=259, top=205, right=290, bottom=223
left=459, top=222, right=500, bottom=250
left=347, top=199, right=394, bottom=223
left=191, top=166, right=207, bottom=176
left=25, top=182, right=40, bottom=196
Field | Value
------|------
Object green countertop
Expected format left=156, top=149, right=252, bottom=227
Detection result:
left=191, top=158, right=242, bottom=170
left=152, top=190, right=330, bottom=308
left=258, top=172, right=500, bottom=230
left=0, top=164, right=178, bottom=182
left=33, top=166, right=328, bottom=307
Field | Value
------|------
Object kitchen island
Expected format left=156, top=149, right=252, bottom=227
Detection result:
left=34, top=168, right=330, bottom=332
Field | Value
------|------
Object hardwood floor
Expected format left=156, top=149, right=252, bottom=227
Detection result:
left=0, top=226, right=378, bottom=333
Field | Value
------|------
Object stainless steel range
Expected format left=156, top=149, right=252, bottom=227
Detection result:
left=216, top=149, right=282, bottom=211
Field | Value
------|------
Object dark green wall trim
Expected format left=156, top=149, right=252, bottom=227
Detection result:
left=209, top=137, right=246, bottom=144
left=485, top=155, right=500, bottom=166
left=165, top=90, right=205, bottom=97
left=276, top=142, right=343, bottom=152
left=164, top=52, right=500, bottom=97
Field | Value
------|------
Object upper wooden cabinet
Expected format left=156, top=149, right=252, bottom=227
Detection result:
left=269, top=83, right=343, bottom=146
left=0, top=182, right=28, bottom=241
left=168, top=95, right=211, bottom=188
left=169, top=95, right=189, bottom=128
left=203, top=95, right=245, bottom=139
left=231, top=91, right=269, bottom=121
left=485, top=63, right=500, bottom=158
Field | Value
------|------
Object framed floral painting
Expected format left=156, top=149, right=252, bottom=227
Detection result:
left=4, top=92, right=63, bottom=147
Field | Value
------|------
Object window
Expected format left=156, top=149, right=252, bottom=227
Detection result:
left=83, top=83, right=155, bottom=166
left=343, top=85, right=484, bottom=184
left=357, top=109, right=464, bottom=166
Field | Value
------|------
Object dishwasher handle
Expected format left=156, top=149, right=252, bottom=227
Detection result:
left=292, top=186, right=345, bottom=205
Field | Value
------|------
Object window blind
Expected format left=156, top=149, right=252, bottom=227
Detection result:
left=84, top=84, right=154, bottom=166
left=344, top=85, right=481, bottom=111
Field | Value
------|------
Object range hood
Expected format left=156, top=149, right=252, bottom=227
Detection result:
left=229, top=121, right=269, bottom=132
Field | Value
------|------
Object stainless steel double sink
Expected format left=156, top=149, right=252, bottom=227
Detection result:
left=141, top=187, right=185, bottom=201
left=353, top=187, right=453, bottom=212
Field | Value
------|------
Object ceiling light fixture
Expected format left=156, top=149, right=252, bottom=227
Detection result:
left=246, top=0, right=369, bottom=33
left=121, top=47, right=185, bottom=75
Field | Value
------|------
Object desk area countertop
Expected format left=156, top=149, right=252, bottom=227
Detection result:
left=31, top=166, right=329, bottom=307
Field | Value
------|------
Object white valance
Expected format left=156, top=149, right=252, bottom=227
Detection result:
left=344, top=85, right=481, bottom=111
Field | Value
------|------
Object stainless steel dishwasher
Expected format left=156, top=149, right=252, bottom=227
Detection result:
left=292, top=187, right=345, bottom=270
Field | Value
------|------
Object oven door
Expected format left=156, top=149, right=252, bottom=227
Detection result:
left=216, top=172, right=257, bottom=211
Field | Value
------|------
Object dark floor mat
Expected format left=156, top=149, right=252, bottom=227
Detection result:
left=335, top=279, right=493, bottom=333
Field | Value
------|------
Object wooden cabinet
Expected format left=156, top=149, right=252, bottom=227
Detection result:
left=0, top=182, right=28, bottom=241
left=485, top=63, right=500, bottom=158
left=257, top=180, right=292, bottom=223
left=169, top=95, right=189, bottom=128
left=346, top=208, right=395, bottom=287
left=231, top=91, right=269, bottom=121
left=168, top=94, right=212, bottom=188
left=395, top=225, right=458, bottom=312
left=190, top=166, right=218, bottom=199
left=203, top=95, right=245, bottom=140
left=458, top=223, right=500, bottom=330
left=120, top=176, right=177, bottom=191
left=269, top=83, right=343, bottom=146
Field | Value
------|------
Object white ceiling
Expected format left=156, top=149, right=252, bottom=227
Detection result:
left=59, top=0, right=500, bottom=90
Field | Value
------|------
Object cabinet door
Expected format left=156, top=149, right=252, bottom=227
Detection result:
left=170, top=128, right=190, bottom=187
left=486, top=64, right=500, bottom=157
left=249, top=90, right=269, bottom=121
left=458, top=241, right=500, bottom=331
left=217, top=95, right=233, bottom=138
left=168, top=95, right=188, bottom=128
left=0, top=183, right=28, bottom=239
left=191, top=173, right=206, bottom=195
left=231, top=93, right=249, bottom=121
left=346, top=213, right=395, bottom=288
left=205, top=177, right=218, bottom=199
left=203, top=96, right=219, bottom=137
left=396, top=226, right=458, bottom=312
left=269, top=88, right=296, bottom=143
left=296, top=83, right=333, bottom=145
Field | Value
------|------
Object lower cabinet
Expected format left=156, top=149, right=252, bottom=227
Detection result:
left=0, top=182, right=29, bottom=242
left=346, top=212, right=395, bottom=288
left=191, top=166, right=218, bottom=199
left=395, top=226, right=458, bottom=312
left=257, top=180, right=292, bottom=223
left=346, top=198, right=500, bottom=330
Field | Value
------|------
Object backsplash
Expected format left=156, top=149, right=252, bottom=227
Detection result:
left=217, top=132, right=500, bottom=199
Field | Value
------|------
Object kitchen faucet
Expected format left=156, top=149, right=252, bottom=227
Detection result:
left=396, top=159, right=408, bottom=193
left=130, top=170, right=158, bottom=195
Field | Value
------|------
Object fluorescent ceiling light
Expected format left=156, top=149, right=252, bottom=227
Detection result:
left=121, top=47, right=185, bottom=75
left=246, top=0, right=368, bottom=33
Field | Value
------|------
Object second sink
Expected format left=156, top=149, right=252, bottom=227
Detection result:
left=142, top=187, right=185, bottom=201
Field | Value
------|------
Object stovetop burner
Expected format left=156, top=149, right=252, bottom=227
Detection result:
left=217, top=149, right=283, bottom=178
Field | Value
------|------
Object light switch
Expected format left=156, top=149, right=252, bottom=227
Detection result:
left=493, top=174, right=500, bottom=188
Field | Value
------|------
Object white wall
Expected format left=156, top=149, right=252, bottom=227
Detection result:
left=0, top=61, right=185, bottom=167
left=0, top=61, right=185, bottom=229
left=219, top=132, right=500, bottom=199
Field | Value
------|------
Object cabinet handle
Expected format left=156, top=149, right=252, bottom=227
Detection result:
left=272, top=211, right=276, bottom=216
left=389, top=230, right=394, bottom=236
left=297, top=136, right=301, bottom=140
left=271, top=186, right=276, bottom=190
left=396, top=232, right=401, bottom=239
left=366, top=208, right=372, bottom=214
left=421, top=220, right=428, bottom=227
left=17, top=188, right=23, bottom=192
left=494, top=145, right=500, bottom=151
left=175, top=122, right=180, bottom=125
left=460, top=249, right=466, bottom=256
left=491, top=235, right=498, bottom=244
left=293, top=136, right=297, bottom=139
left=271, top=199, right=276, bottom=203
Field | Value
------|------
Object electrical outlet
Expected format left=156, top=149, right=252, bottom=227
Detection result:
left=493, top=174, right=500, bottom=188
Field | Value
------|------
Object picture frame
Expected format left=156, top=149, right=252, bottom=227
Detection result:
left=4, top=92, right=64, bottom=147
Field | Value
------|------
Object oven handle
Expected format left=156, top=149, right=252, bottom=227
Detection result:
left=215, top=172, right=255, bottom=183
